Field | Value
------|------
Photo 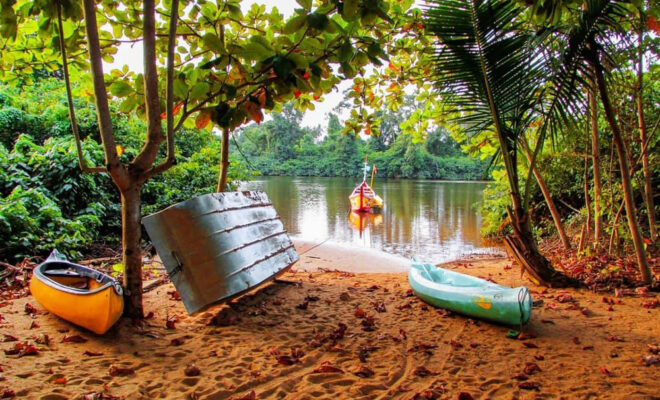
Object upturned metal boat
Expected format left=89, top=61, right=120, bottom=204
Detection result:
left=143, top=191, right=299, bottom=314
left=409, top=260, right=532, bottom=326
left=29, top=250, right=124, bottom=334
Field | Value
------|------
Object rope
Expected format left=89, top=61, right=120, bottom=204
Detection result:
left=231, top=134, right=259, bottom=172
left=298, top=237, right=332, bottom=256
left=517, top=287, right=530, bottom=330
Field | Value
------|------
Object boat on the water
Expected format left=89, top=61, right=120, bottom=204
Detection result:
left=349, top=156, right=383, bottom=213
left=408, top=260, right=532, bottom=326
left=29, top=250, right=124, bottom=334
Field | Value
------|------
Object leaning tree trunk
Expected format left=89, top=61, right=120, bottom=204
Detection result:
left=589, top=88, right=603, bottom=243
left=521, top=141, right=571, bottom=250
left=592, top=56, right=652, bottom=284
left=497, top=139, right=572, bottom=287
left=636, top=18, right=656, bottom=241
left=120, top=185, right=144, bottom=317
left=217, top=128, right=230, bottom=192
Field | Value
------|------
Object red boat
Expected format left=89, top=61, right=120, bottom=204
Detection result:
left=349, top=156, right=383, bottom=213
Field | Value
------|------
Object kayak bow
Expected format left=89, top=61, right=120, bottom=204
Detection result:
left=408, top=260, right=532, bottom=326
left=29, top=250, right=124, bottom=334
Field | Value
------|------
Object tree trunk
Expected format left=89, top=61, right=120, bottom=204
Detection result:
left=592, top=56, right=652, bottom=284
left=217, top=128, right=230, bottom=192
left=121, top=185, right=144, bottom=318
left=521, top=141, right=571, bottom=250
left=583, top=151, right=592, bottom=241
left=590, top=88, right=603, bottom=243
left=636, top=18, right=656, bottom=241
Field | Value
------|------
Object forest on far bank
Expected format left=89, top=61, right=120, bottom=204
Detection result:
left=232, top=97, right=489, bottom=181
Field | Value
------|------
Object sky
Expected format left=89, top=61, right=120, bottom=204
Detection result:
left=108, top=0, right=351, bottom=129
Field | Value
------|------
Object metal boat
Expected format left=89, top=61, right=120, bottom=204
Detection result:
left=142, top=191, right=298, bottom=314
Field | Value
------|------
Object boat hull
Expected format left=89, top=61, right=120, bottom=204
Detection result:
left=29, top=252, right=124, bottom=334
left=408, top=261, right=532, bottom=326
left=143, top=191, right=299, bottom=314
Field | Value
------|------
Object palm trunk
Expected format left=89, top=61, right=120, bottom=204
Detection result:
left=636, top=18, right=656, bottom=240
left=121, top=186, right=143, bottom=318
left=590, top=89, right=603, bottom=243
left=592, top=56, right=652, bottom=284
left=521, top=141, right=571, bottom=250
left=217, top=128, right=230, bottom=192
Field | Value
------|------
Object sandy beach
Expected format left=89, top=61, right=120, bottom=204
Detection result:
left=1, top=242, right=658, bottom=399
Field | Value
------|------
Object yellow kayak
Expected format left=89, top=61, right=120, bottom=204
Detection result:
left=29, top=250, right=124, bottom=334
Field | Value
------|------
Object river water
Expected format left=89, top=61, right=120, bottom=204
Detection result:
left=240, top=176, right=502, bottom=263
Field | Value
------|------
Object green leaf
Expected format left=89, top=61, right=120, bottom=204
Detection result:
left=202, top=33, right=225, bottom=53
left=240, top=41, right=274, bottom=61
left=109, top=81, right=133, bottom=97
left=283, top=14, right=307, bottom=34
left=174, top=79, right=188, bottom=99
left=119, top=96, right=138, bottom=113
left=190, top=82, right=210, bottom=101
left=296, top=0, right=312, bottom=11
left=342, top=0, right=359, bottom=21
left=337, top=41, right=354, bottom=62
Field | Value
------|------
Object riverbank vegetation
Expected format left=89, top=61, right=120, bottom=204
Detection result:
left=233, top=98, right=488, bottom=180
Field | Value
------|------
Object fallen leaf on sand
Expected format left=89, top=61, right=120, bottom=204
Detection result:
left=642, top=355, right=659, bottom=366
left=534, top=354, right=544, bottom=360
left=599, top=366, right=612, bottom=377
left=1, top=389, right=15, bottom=398
left=166, top=316, right=177, bottom=329
left=511, top=373, right=529, bottom=381
left=339, top=292, right=351, bottom=301
left=522, top=342, right=538, bottom=348
left=413, top=366, right=437, bottom=377
left=572, top=337, right=580, bottom=345
left=108, top=365, right=135, bottom=377
left=2, top=335, right=17, bottom=342
left=208, top=309, right=239, bottom=326
left=83, top=350, right=103, bottom=356
left=352, top=365, right=375, bottom=378
left=53, top=376, right=67, bottom=384
left=227, top=391, right=256, bottom=400
left=373, top=302, right=386, bottom=313
left=184, top=364, right=201, bottom=377
left=523, top=362, right=542, bottom=375
left=82, top=392, right=119, bottom=400
left=170, top=338, right=184, bottom=346
left=24, top=303, right=37, bottom=315
left=62, top=334, right=87, bottom=343
left=518, top=381, right=540, bottom=390
left=312, top=361, right=343, bottom=374
left=354, top=308, right=367, bottom=318
left=296, top=301, right=309, bottom=310
left=457, top=392, right=474, bottom=400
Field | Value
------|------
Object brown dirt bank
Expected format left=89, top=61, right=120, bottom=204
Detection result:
left=1, top=253, right=658, bottom=399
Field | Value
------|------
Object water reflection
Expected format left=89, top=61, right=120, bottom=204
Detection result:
left=240, top=176, right=501, bottom=263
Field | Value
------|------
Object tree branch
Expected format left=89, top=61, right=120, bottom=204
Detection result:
left=132, top=0, right=165, bottom=173
left=142, top=0, right=180, bottom=182
left=82, top=0, right=129, bottom=188
left=56, top=2, right=104, bottom=174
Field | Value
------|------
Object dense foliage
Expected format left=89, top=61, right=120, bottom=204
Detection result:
left=233, top=100, right=488, bottom=180
left=0, top=79, right=248, bottom=261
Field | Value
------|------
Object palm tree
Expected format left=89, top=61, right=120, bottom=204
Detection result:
left=424, top=0, right=574, bottom=286
left=554, top=0, right=652, bottom=284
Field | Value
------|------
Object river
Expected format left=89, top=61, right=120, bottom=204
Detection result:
left=240, top=176, right=502, bottom=263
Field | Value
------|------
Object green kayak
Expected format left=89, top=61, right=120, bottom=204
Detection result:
left=408, top=261, right=532, bottom=326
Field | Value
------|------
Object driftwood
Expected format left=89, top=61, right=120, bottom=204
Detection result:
left=142, top=277, right=169, bottom=293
